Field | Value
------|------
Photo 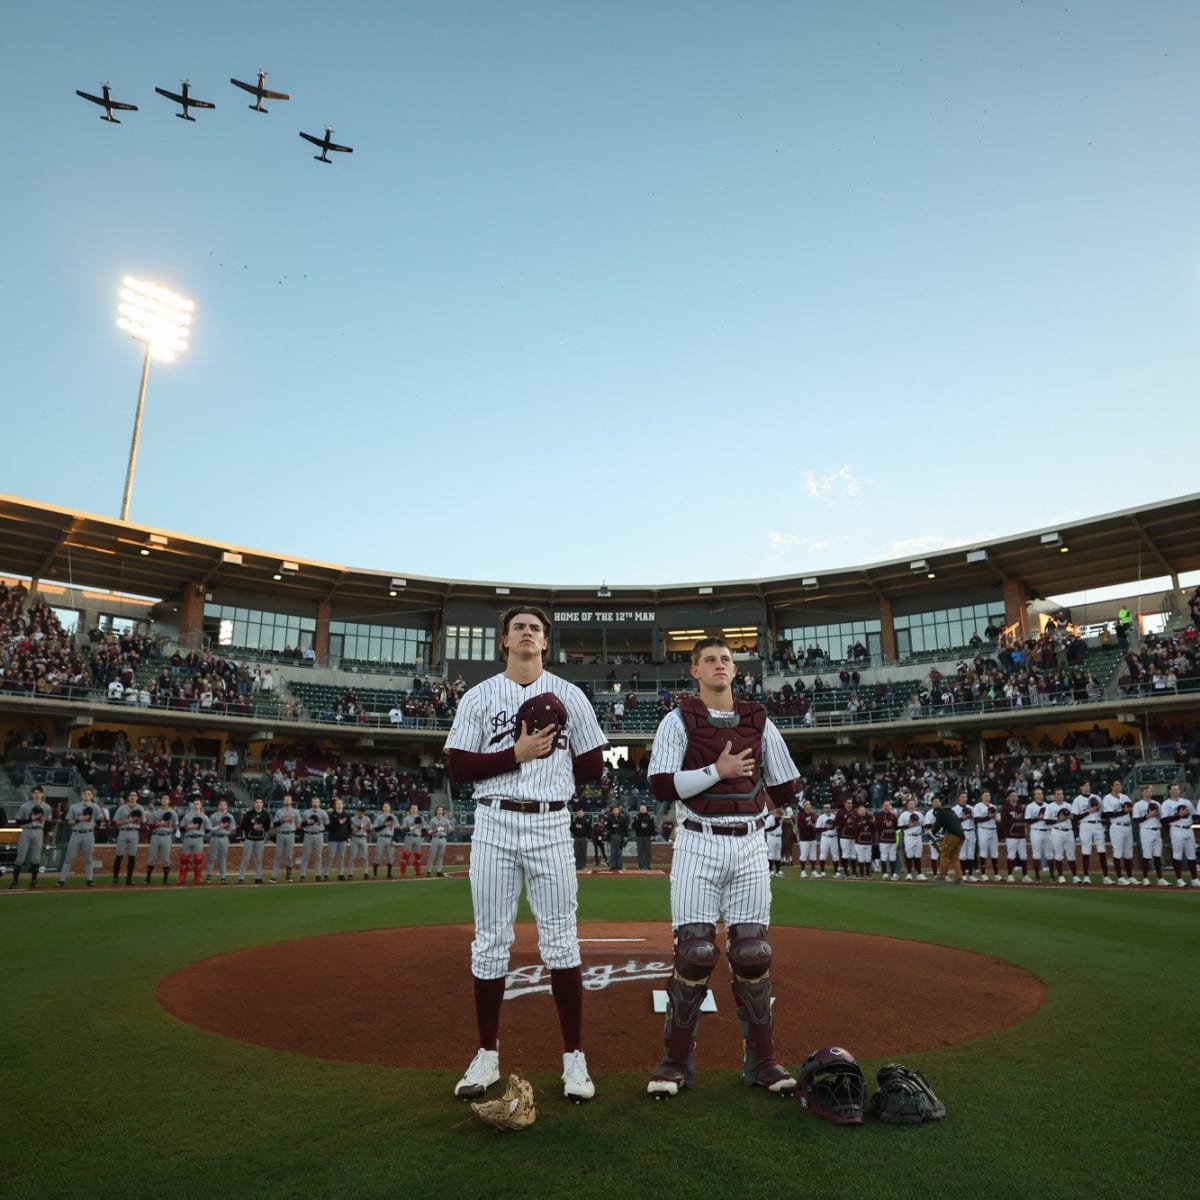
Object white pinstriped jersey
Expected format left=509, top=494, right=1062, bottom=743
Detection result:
left=648, top=705, right=799, bottom=827
left=445, top=670, right=607, bottom=803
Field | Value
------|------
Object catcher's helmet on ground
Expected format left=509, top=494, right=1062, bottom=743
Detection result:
left=513, top=692, right=569, bottom=753
left=795, top=1046, right=866, bottom=1126
left=871, top=1063, right=947, bottom=1124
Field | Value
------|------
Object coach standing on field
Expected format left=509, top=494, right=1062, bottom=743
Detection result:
left=444, top=604, right=608, bottom=1104
left=929, top=797, right=966, bottom=885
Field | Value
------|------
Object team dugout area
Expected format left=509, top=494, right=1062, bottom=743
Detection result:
left=2, top=490, right=1199, bottom=852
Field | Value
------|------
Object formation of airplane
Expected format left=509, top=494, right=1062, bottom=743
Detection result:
left=229, top=69, right=289, bottom=114
left=154, top=80, right=216, bottom=121
left=299, top=126, right=354, bottom=164
left=76, top=70, right=355, bottom=162
left=75, top=83, right=138, bottom=123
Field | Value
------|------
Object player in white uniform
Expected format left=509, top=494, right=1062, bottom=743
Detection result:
left=444, top=606, right=607, bottom=1103
left=1131, top=784, right=1166, bottom=886
left=953, top=792, right=977, bottom=880
left=765, top=807, right=785, bottom=878
left=1102, top=780, right=1135, bottom=885
left=1076, top=796, right=1110, bottom=884
left=1069, top=781, right=1098, bottom=883
left=1046, top=788, right=1075, bottom=884
left=646, top=637, right=800, bottom=1099
left=972, top=792, right=1000, bottom=881
left=898, top=797, right=925, bottom=880
left=1161, top=783, right=1198, bottom=888
left=815, top=804, right=839, bottom=877
left=1025, top=787, right=1051, bottom=882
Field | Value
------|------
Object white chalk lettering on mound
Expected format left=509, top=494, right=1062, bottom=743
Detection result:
left=504, top=959, right=672, bottom=999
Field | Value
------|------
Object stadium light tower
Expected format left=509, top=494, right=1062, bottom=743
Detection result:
left=116, top=276, right=194, bottom=521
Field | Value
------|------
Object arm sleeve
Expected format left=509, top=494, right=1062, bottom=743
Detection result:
left=446, top=747, right=518, bottom=784
left=572, top=747, right=605, bottom=786
left=651, top=766, right=718, bottom=803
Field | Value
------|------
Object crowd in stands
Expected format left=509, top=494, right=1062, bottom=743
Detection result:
left=254, top=751, right=437, bottom=809
left=0, top=581, right=87, bottom=698
left=1118, top=629, right=1200, bottom=696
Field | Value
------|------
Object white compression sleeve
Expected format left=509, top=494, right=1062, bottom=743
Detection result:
left=674, top=765, right=719, bottom=800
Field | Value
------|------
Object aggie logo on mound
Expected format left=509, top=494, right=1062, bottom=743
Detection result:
left=503, top=959, right=672, bottom=1000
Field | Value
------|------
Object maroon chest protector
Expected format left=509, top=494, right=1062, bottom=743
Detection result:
left=678, top=695, right=766, bottom=816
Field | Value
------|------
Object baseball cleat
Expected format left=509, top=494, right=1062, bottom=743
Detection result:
left=454, top=1047, right=500, bottom=1099
left=1177, top=879, right=1187, bottom=888
left=562, top=1050, right=595, bottom=1102
left=1192, top=879, right=1199, bottom=887
left=916, top=873, right=926, bottom=881
left=1006, top=873, right=1015, bottom=882
left=647, top=1057, right=689, bottom=1099
left=1103, top=876, right=1114, bottom=885
left=1158, top=878, right=1169, bottom=887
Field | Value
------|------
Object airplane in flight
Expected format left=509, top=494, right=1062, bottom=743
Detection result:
left=299, top=126, right=354, bottom=164
left=229, top=70, right=289, bottom=113
left=75, top=83, right=138, bottom=123
left=154, top=80, right=216, bottom=121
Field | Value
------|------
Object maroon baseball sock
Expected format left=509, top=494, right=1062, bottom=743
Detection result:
left=473, top=975, right=506, bottom=1051
left=550, top=966, right=584, bottom=1052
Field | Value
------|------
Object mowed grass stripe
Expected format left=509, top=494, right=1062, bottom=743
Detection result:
left=1, top=876, right=1186, bottom=1200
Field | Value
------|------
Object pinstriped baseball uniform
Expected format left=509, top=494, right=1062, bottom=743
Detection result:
left=648, top=706, right=798, bottom=929
left=445, top=670, right=607, bottom=979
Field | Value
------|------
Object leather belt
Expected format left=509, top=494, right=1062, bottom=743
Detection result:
left=478, top=798, right=566, bottom=814
left=683, top=816, right=766, bottom=838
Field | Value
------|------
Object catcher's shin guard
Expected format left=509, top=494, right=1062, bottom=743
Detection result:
left=732, top=977, right=794, bottom=1092
left=414, top=853, right=424, bottom=875
left=650, top=924, right=718, bottom=1094
left=399, top=851, right=410, bottom=877
left=194, top=854, right=207, bottom=882
left=178, top=854, right=190, bottom=884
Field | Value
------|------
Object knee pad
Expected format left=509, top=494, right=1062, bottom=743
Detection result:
left=728, top=923, right=772, bottom=980
left=673, top=923, right=718, bottom=983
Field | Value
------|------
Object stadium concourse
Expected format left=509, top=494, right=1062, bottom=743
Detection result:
left=1, top=491, right=1198, bottom=889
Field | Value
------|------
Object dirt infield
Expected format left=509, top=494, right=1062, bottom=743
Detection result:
left=158, top=922, right=1045, bottom=1071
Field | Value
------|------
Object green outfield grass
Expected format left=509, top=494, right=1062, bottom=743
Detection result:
left=4, top=878, right=1190, bottom=1200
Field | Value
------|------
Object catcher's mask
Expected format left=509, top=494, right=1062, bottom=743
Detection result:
left=795, top=1046, right=866, bottom=1126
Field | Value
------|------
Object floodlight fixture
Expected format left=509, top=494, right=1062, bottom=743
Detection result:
left=965, top=549, right=988, bottom=564
left=1040, top=532, right=1063, bottom=548
left=801, top=577, right=820, bottom=590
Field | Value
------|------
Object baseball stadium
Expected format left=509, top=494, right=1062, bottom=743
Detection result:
left=2, top=490, right=1196, bottom=1199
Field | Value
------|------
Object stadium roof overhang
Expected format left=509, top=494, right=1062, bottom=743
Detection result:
left=1, top=491, right=1198, bottom=615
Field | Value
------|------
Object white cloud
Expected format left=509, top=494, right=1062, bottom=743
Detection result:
left=887, top=534, right=969, bottom=558
left=803, top=466, right=862, bottom=502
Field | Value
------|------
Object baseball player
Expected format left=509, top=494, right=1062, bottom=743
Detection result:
left=922, top=802, right=940, bottom=874
left=794, top=798, right=818, bottom=877
left=206, top=799, right=236, bottom=883
left=1161, top=783, right=1198, bottom=888
left=999, top=791, right=1028, bottom=882
left=398, top=803, right=425, bottom=878
left=145, top=795, right=178, bottom=884
left=898, top=796, right=925, bottom=880
left=1025, top=787, right=1051, bottom=882
left=238, top=797, right=270, bottom=884
left=56, top=786, right=102, bottom=887
left=426, top=805, right=455, bottom=877
left=1069, top=781, right=1098, bottom=883
left=646, top=636, right=800, bottom=1098
left=444, top=605, right=607, bottom=1103
left=372, top=802, right=400, bottom=878
left=765, top=807, right=784, bottom=878
left=179, top=799, right=211, bottom=884
left=849, top=802, right=874, bottom=878
left=973, top=791, right=1001, bottom=881
left=10, top=784, right=53, bottom=889
left=1076, top=796, right=1110, bottom=884
left=299, top=797, right=329, bottom=881
left=874, top=799, right=900, bottom=880
left=325, top=797, right=352, bottom=880
left=833, top=796, right=855, bottom=878
left=348, top=806, right=373, bottom=879
left=1103, top=780, right=1136, bottom=885
left=816, top=803, right=839, bottom=877
left=1045, top=788, right=1075, bottom=884
left=111, top=789, right=147, bottom=886
left=953, top=791, right=978, bottom=881
left=270, top=793, right=301, bottom=883
left=1131, top=785, right=1167, bottom=886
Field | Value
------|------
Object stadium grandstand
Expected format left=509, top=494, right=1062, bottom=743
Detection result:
left=2, top=489, right=1198, bottom=869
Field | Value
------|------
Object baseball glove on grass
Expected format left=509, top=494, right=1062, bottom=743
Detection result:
left=871, top=1063, right=946, bottom=1124
left=471, top=1074, right=537, bottom=1132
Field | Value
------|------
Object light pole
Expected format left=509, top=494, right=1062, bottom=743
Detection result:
left=116, top=276, right=194, bottom=521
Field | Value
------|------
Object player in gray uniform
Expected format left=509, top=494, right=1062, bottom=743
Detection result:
left=206, top=800, right=236, bottom=883
left=57, top=787, right=102, bottom=887
left=299, top=798, right=329, bottom=881
left=111, top=790, right=147, bottom=886
left=145, top=795, right=178, bottom=885
left=270, top=793, right=301, bottom=883
left=179, top=799, right=211, bottom=885
left=10, top=784, right=53, bottom=889
left=399, top=804, right=425, bottom=878
left=238, top=797, right=270, bottom=884
left=348, top=806, right=373, bottom=880
left=426, top=805, right=455, bottom=877
left=373, top=803, right=400, bottom=878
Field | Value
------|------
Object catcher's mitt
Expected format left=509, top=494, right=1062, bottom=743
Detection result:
left=870, top=1063, right=946, bottom=1125
left=470, top=1074, right=537, bottom=1133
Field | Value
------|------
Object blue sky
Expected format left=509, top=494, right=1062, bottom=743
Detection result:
left=4, top=1, right=1198, bottom=587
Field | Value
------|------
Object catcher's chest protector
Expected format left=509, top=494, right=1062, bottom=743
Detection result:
left=679, top=697, right=765, bottom=816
